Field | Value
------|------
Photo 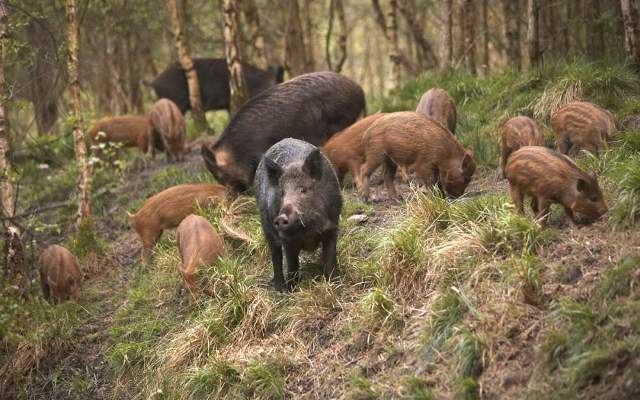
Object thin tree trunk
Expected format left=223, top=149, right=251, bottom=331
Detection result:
left=65, top=0, right=92, bottom=227
left=388, top=0, right=401, bottom=91
left=442, top=0, right=453, bottom=71
left=481, top=0, right=489, bottom=75
left=166, top=0, right=208, bottom=132
left=0, top=1, right=25, bottom=285
left=462, top=0, right=476, bottom=74
left=502, top=0, right=522, bottom=69
left=621, top=0, right=640, bottom=66
left=243, top=0, right=269, bottom=69
left=303, top=0, right=316, bottom=71
left=284, top=0, right=309, bottom=77
left=398, top=0, right=438, bottom=69
left=527, top=0, right=541, bottom=67
left=561, top=0, right=571, bottom=54
left=586, top=0, right=604, bottom=59
left=222, top=0, right=250, bottom=116
left=326, top=0, right=348, bottom=73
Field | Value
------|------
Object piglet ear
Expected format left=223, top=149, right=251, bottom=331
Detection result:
left=466, top=146, right=475, bottom=158
left=303, top=149, right=323, bottom=179
left=587, top=168, right=597, bottom=180
left=577, top=178, right=587, bottom=193
left=264, top=156, right=283, bottom=185
left=462, top=151, right=473, bottom=171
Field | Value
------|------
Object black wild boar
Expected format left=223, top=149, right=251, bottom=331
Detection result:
left=255, top=138, right=342, bottom=292
left=202, top=71, right=366, bottom=193
left=149, top=58, right=285, bottom=114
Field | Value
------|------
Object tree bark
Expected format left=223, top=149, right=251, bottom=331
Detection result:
left=166, top=0, right=208, bottom=132
left=65, top=0, right=92, bottom=227
left=242, top=0, right=269, bottom=69
left=398, top=0, right=438, bottom=69
left=527, top=0, right=541, bottom=67
left=442, top=0, right=453, bottom=71
left=0, top=1, right=25, bottom=285
left=621, top=0, right=640, bottom=65
left=284, top=0, right=309, bottom=77
left=462, top=0, right=476, bottom=74
left=480, top=0, right=489, bottom=75
left=222, top=0, right=250, bottom=116
left=303, top=0, right=317, bottom=71
left=388, top=0, right=401, bottom=91
left=502, top=0, right=522, bottom=69
left=326, top=0, right=348, bottom=73
left=586, top=0, right=604, bottom=59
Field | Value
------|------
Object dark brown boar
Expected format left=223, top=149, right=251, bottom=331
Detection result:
left=88, top=115, right=152, bottom=154
left=506, top=146, right=607, bottom=225
left=202, top=71, right=365, bottom=193
left=550, top=101, right=617, bottom=156
left=321, top=113, right=386, bottom=188
left=360, top=112, right=475, bottom=200
left=499, top=116, right=544, bottom=179
left=176, top=214, right=225, bottom=302
left=415, top=87, right=457, bottom=134
left=127, top=184, right=228, bottom=262
left=149, top=99, right=187, bottom=162
left=39, top=245, right=81, bottom=302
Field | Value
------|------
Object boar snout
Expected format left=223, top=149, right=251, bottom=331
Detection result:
left=274, top=203, right=299, bottom=231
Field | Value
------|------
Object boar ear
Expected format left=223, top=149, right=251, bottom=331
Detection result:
left=462, top=151, right=473, bottom=171
left=587, top=168, right=597, bottom=180
left=201, top=144, right=217, bottom=172
left=466, top=146, right=475, bottom=157
left=303, top=149, right=323, bottom=179
left=264, top=156, right=283, bottom=185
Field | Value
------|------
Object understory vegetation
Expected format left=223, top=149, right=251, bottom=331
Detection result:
left=2, top=59, right=640, bottom=399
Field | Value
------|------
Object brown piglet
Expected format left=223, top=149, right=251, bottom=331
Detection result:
left=88, top=115, right=152, bottom=154
left=415, top=87, right=457, bottom=134
left=499, top=116, right=544, bottom=179
left=506, top=146, right=607, bottom=225
left=550, top=101, right=617, bottom=156
left=176, top=214, right=225, bottom=302
left=127, top=184, right=228, bottom=262
left=39, top=245, right=82, bottom=303
left=321, top=113, right=386, bottom=188
left=149, top=99, right=187, bottom=162
left=360, top=112, right=475, bottom=200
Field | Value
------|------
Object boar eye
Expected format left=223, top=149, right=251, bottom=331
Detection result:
left=300, top=187, right=308, bottom=194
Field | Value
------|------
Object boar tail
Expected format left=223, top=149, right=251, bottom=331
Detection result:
left=219, top=217, right=253, bottom=245
left=125, top=211, right=136, bottom=220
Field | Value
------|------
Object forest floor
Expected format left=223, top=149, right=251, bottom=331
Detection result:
left=3, top=60, right=640, bottom=399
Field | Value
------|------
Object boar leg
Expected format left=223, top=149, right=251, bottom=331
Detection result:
left=415, top=163, right=436, bottom=192
left=269, top=243, right=286, bottom=292
left=284, top=244, right=301, bottom=289
left=510, top=186, right=524, bottom=214
left=359, top=149, right=386, bottom=201
left=322, top=230, right=338, bottom=281
left=383, top=156, right=399, bottom=199
left=536, top=197, right=551, bottom=225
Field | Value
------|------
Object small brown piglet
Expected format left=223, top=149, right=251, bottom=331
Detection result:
left=176, top=214, right=225, bottom=302
left=88, top=115, right=152, bottom=154
left=551, top=101, right=617, bottom=156
left=506, top=146, right=607, bottom=225
left=360, top=112, right=475, bottom=200
left=39, top=245, right=81, bottom=303
left=499, top=116, right=544, bottom=179
left=415, top=87, right=457, bottom=134
left=128, top=183, right=228, bottom=262
left=322, top=113, right=386, bottom=188
left=149, top=99, right=187, bottom=162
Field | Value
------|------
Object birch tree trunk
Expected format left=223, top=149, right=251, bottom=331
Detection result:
left=462, top=0, right=476, bottom=75
left=502, top=0, right=522, bottom=69
left=326, top=0, right=348, bottom=73
left=166, top=0, right=208, bottom=132
left=481, top=0, right=489, bottom=75
left=0, top=1, right=25, bottom=285
left=284, top=0, right=309, bottom=77
left=222, top=0, right=249, bottom=116
left=242, top=0, right=269, bottom=69
left=621, top=0, right=640, bottom=66
left=527, top=0, right=541, bottom=67
left=65, top=0, right=92, bottom=227
left=398, top=0, right=438, bottom=69
left=388, top=0, right=401, bottom=91
left=442, top=0, right=453, bottom=71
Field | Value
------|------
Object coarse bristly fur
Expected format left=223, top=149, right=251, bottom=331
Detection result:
left=39, top=245, right=82, bottom=302
left=149, top=98, right=186, bottom=162
left=202, top=71, right=365, bottom=193
left=127, top=184, right=228, bottom=262
left=88, top=115, right=153, bottom=154
left=415, top=87, right=457, bottom=134
left=499, top=116, right=545, bottom=179
left=506, top=146, right=607, bottom=225
left=255, top=138, right=342, bottom=292
left=359, top=111, right=475, bottom=200
left=551, top=101, right=617, bottom=156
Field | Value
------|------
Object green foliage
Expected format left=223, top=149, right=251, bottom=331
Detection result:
left=397, top=376, right=434, bottom=400
left=597, top=257, right=640, bottom=301
left=66, top=217, right=107, bottom=260
left=347, top=374, right=380, bottom=400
